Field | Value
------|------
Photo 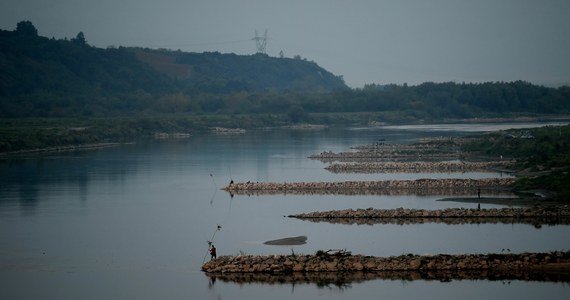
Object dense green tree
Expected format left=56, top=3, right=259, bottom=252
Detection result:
left=72, top=31, right=87, bottom=45
left=15, top=20, right=37, bottom=36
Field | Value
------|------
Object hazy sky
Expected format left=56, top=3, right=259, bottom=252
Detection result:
left=1, top=0, right=569, bottom=87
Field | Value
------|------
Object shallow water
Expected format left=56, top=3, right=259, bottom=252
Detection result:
left=1, top=123, right=569, bottom=299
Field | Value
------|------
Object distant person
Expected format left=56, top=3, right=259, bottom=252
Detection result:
left=209, top=244, right=217, bottom=260
left=477, top=188, right=481, bottom=199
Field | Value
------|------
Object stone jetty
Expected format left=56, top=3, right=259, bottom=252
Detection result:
left=202, top=251, right=570, bottom=274
left=290, top=206, right=570, bottom=220
left=325, top=161, right=514, bottom=173
left=288, top=207, right=570, bottom=226
left=223, top=178, right=515, bottom=196
left=309, top=141, right=462, bottom=163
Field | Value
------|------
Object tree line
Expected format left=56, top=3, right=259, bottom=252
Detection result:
left=1, top=21, right=569, bottom=121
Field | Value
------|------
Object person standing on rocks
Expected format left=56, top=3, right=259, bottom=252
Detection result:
left=209, top=244, right=217, bottom=260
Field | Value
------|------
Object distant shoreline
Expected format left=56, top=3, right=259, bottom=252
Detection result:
left=1, top=115, right=567, bottom=155
left=0, top=142, right=125, bottom=157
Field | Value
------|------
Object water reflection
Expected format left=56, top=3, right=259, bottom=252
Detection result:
left=0, top=147, right=136, bottom=214
left=205, top=269, right=570, bottom=288
left=227, top=189, right=516, bottom=197
left=264, top=236, right=308, bottom=246
left=291, top=216, right=570, bottom=228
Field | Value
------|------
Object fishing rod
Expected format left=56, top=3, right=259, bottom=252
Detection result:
left=210, top=173, right=217, bottom=188
left=202, top=224, right=222, bottom=264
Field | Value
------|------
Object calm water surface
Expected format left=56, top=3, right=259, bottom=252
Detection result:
left=1, top=123, right=569, bottom=299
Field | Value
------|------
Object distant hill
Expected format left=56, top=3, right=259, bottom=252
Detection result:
left=0, top=21, right=347, bottom=117
left=2, top=21, right=568, bottom=122
left=133, top=49, right=347, bottom=94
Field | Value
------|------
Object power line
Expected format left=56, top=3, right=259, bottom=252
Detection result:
left=144, top=39, right=252, bottom=49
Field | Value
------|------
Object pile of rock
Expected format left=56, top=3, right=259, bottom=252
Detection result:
left=202, top=251, right=570, bottom=274
left=211, top=127, right=246, bottom=134
left=325, top=161, right=513, bottom=173
left=289, top=206, right=570, bottom=220
left=294, top=215, right=570, bottom=227
left=224, top=178, right=515, bottom=194
left=288, top=207, right=570, bottom=226
left=309, top=142, right=462, bottom=162
left=154, top=132, right=191, bottom=139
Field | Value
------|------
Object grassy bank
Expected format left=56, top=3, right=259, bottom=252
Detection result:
left=461, top=125, right=570, bottom=201
left=0, top=115, right=291, bottom=153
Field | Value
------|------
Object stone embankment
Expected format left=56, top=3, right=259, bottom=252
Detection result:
left=289, top=207, right=570, bottom=226
left=223, top=178, right=515, bottom=196
left=309, top=150, right=460, bottom=163
left=290, top=206, right=570, bottom=220
left=154, top=132, right=191, bottom=139
left=309, top=141, right=463, bottom=163
left=325, top=161, right=514, bottom=173
left=211, top=127, right=246, bottom=134
left=202, top=251, right=570, bottom=274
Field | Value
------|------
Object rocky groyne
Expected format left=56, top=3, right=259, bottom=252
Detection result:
left=223, top=178, right=515, bottom=196
left=289, top=216, right=570, bottom=227
left=202, top=251, right=570, bottom=274
left=309, top=141, right=463, bottom=163
left=290, top=206, right=570, bottom=220
left=325, top=161, right=514, bottom=173
left=309, top=150, right=460, bottom=163
left=288, top=207, right=570, bottom=226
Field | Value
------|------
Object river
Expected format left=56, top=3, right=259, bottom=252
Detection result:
left=1, top=122, right=569, bottom=299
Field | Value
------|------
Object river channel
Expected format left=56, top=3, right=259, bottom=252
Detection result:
left=1, top=122, right=569, bottom=299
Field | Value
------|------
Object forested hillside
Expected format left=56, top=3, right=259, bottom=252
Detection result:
left=134, top=49, right=347, bottom=94
left=1, top=21, right=569, bottom=121
left=0, top=21, right=346, bottom=117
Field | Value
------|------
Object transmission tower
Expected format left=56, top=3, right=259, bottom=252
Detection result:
left=252, top=29, right=268, bottom=54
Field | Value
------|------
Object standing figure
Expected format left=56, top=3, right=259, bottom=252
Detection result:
left=209, top=244, right=217, bottom=260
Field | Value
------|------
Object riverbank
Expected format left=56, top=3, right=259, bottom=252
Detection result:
left=202, top=251, right=570, bottom=274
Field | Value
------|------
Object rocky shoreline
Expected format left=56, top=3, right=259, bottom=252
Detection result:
left=288, top=207, right=570, bottom=226
left=223, top=178, right=515, bottom=195
left=202, top=251, right=570, bottom=275
left=325, top=161, right=514, bottom=173
left=308, top=140, right=466, bottom=163
left=289, top=206, right=570, bottom=220
left=289, top=216, right=570, bottom=227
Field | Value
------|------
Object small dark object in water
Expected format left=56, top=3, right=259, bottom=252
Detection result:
left=264, top=236, right=307, bottom=246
